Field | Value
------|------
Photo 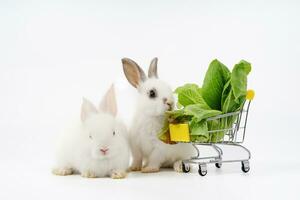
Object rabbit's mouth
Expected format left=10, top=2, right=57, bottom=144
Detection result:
left=92, top=150, right=111, bottom=160
left=163, top=98, right=174, bottom=111
left=165, top=103, right=174, bottom=111
left=100, top=148, right=109, bottom=155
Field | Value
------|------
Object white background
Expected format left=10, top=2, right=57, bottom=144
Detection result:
left=0, top=0, right=299, bottom=199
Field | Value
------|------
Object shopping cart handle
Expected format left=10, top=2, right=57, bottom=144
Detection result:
left=246, top=90, right=255, bottom=100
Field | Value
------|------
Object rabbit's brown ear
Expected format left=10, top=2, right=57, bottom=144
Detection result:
left=148, top=57, right=158, bottom=78
left=122, top=58, right=146, bottom=88
left=99, top=84, right=117, bottom=117
left=81, top=98, right=98, bottom=122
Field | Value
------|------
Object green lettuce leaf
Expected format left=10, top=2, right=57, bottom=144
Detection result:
left=222, top=60, right=251, bottom=113
left=231, top=60, right=251, bottom=102
left=189, top=119, right=209, bottom=142
left=202, top=59, right=231, bottom=110
left=175, top=83, right=210, bottom=109
left=184, top=104, right=222, bottom=121
left=208, top=120, right=223, bottom=143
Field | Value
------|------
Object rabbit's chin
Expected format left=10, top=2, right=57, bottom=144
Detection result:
left=145, top=106, right=172, bottom=117
left=139, top=102, right=169, bottom=116
left=91, top=151, right=112, bottom=160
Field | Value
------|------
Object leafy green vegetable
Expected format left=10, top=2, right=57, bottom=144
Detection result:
left=231, top=60, right=251, bottom=101
left=190, top=120, right=209, bottom=142
left=184, top=104, right=221, bottom=121
left=158, top=59, right=252, bottom=144
left=202, top=59, right=231, bottom=110
left=175, top=84, right=210, bottom=109
left=215, top=60, right=251, bottom=142
left=207, top=120, right=222, bottom=143
left=222, top=60, right=251, bottom=113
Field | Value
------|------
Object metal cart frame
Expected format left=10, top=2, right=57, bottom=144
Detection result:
left=181, top=100, right=252, bottom=176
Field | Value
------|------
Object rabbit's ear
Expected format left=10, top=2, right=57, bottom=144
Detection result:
left=81, top=98, right=98, bottom=122
left=99, top=84, right=117, bottom=117
left=122, top=58, right=146, bottom=88
left=148, top=57, right=158, bottom=78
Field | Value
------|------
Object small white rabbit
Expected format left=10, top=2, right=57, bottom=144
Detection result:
left=122, top=58, right=195, bottom=173
left=52, top=85, right=130, bottom=179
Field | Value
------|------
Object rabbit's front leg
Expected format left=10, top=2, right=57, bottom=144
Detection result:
left=110, top=170, right=127, bottom=179
left=52, top=167, right=73, bottom=176
left=81, top=170, right=97, bottom=178
left=130, top=144, right=143, bottom=171
left=173, top=160, right=183, bottom=172
left=141, top=149, right=163, bottom=173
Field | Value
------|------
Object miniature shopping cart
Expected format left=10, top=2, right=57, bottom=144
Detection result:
left=170, top=90, right=255, bottom=176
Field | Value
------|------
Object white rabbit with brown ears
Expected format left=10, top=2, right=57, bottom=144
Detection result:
left=52, top=85, right=130, bottom=179
left=122, top=58, right=195, bottom=173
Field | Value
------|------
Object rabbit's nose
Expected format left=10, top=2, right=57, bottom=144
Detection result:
left=100, top=147, right=109, bottom=155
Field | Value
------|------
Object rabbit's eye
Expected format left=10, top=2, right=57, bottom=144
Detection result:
left=148, top=89, right=157, bottom=99
left=113, top=131, right=116, bottom=136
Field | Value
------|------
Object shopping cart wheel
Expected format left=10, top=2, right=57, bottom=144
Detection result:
left=215, top=162, right=222, bottom=168
left=198, top=164, right=207, bottom=176
left=241, top=161, right=250, bottom=173
left=182, top=162, right=190, bottom=173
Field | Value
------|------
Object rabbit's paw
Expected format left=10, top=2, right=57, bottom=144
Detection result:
left=111, top=170, right=127, bottom=179
left=173, top=160, right=183, bottom=173
left=141, top=166, right=160, bottom=173
left=81, top=170, right=97, bottom=178
left=129, top=165, right=142, bottom=172
left=52, top=168, right=73, bottom=176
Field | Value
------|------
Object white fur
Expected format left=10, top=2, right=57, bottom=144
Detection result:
left=53, top=86, right=130, bottom=178
left=122, top=58, right=195, bottom=172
